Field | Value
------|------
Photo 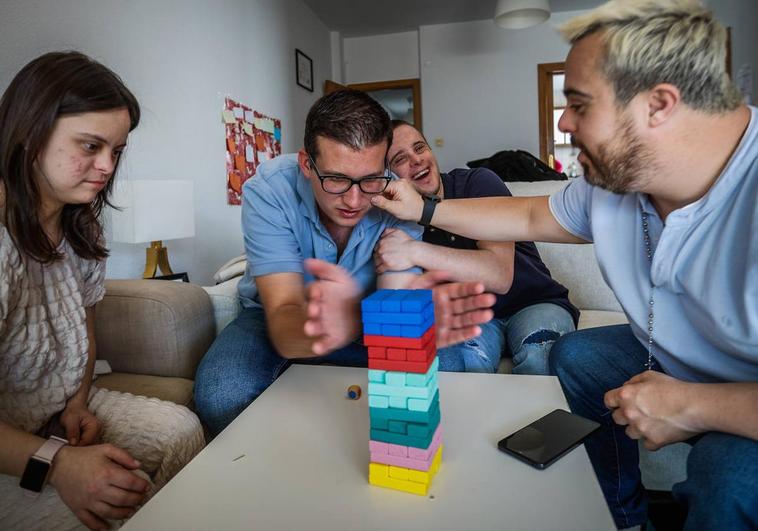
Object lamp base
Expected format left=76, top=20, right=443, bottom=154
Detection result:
left=143, top=241, right=175, bottom=278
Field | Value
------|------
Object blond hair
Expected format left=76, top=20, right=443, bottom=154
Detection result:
left=560, top=0, right=741, bottom=112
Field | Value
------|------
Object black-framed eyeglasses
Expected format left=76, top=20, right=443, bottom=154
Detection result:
left=307, top=154, right=391, bottom=195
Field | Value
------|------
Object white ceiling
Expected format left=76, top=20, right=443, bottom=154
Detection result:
left=302, top=0, right=604, bottom=37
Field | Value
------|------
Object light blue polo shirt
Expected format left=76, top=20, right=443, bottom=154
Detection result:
left=549, top=106, right=758, bottom=384
left=238, top=153, right=423, bottom=309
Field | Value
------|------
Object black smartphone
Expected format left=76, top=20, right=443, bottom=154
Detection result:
left=497, top=409, right=601, bottom=470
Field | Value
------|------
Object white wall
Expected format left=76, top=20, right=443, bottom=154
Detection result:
left=0, top=0, right=331, bottom=284
left=343, top=31, right=419, bottom=84
left=420, top=13, right=579, bottom=171
left=708, top=0, right=758, bottom=102
left=338, top=1, right=758, bottom=172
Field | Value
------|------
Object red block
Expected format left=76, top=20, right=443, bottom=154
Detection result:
left=363, top=326, right=435, bottom=349
left=368, top=356, right=435, bottom=374
left=407, top=340, right=435, bottom=362
left=368, top=346, right=386, bottom=359
left=387, top=348, right=407, bottom=361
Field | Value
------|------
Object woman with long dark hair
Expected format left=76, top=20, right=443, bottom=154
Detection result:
left=0, top=51, right=204, bottom=530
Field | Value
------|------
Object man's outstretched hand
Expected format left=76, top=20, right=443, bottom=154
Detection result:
left=303, top=258, right=362, bottom=356
left=370, top=180, right=424, bottom=222
left=409, top=271, right=495, bottom=348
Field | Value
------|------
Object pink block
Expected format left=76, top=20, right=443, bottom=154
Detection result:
left=370, top=441, right=441, bottom=472
left=369, top=440, right=389, bottom=455
left=388, top=443, right=409, bottom=457
left=408, top=425, right=443, bottom=460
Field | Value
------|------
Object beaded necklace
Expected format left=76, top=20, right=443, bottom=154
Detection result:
left=641, top=211, right=655, bottom=370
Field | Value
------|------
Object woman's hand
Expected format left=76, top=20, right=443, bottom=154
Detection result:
left=60, top=402, right=102, bottom=446
left=49, top=444, right=150, bottom=530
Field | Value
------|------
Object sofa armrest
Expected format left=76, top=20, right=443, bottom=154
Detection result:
left=94, top=279, right=215, bottom=379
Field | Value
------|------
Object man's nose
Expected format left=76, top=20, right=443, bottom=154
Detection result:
left=557, top=109, right=573, bottom=133
left=342, top=182, right=364, bottom=206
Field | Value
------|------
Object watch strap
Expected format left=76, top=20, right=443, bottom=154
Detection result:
left=35, top=435, right=68, bottom=462
left=419, top=194, right=440, bottom=226
left=19, top=435, right=68, bottom=494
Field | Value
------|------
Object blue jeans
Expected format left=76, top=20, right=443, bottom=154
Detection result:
left=549, top=325, right=758, bottom=530
left=437, top=302, right=576, bottom=374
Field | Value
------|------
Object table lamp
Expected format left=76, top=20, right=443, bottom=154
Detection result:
left=109, top=180, right=195, bottom=278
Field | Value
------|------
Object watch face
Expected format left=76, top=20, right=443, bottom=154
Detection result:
left=19, top=458, right=50, bottom=492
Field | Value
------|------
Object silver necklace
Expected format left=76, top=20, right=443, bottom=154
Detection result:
left=641, top=212, right=654, bottom=371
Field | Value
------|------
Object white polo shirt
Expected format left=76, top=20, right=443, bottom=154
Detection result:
left=549, top=106, right=758, bottom=383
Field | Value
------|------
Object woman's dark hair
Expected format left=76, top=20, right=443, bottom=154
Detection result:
left=0, top=51, right=140, bottom=263
left=304, top=89, right=392, bottom=160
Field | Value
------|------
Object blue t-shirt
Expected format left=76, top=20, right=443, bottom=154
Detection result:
left=425, top=167, right=579, bottom=323
left=237, top=154, right=423, bottom=308
left=549, top=106, right=758, bottom=384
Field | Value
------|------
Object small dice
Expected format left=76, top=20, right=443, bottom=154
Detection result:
left=346, top=385, right=362, bottom=400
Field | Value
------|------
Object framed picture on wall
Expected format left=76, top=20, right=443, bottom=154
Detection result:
left=295, top=49, right=313, bottom=92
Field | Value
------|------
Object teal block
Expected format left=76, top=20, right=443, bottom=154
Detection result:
left=388, top=420, right=406, bottom=433
left=368, top=380, right=438, bottom=400
left=386, top=372, right=406, bottom=386
left=370, top=400, right=441, bottom=433
left=389, top=395, right=407, bottom=409
left=370, top=391, right=439, bottom=423
left=369, top=395, right=389, bottom=408
left=370, top=408, right=441, bottom=449
left=368, top=369, right=385, bottom=383
left=406, top=357, right=438, bottom=387
left=408, top=392, right=438, bottom=412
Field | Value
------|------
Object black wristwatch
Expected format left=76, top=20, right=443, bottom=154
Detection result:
left=19, top=435, right=68, bottom=495
left=419, top=194, right=441, bottom=226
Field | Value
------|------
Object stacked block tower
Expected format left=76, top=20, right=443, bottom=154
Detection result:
left=362, top=289, right=442, bottom=495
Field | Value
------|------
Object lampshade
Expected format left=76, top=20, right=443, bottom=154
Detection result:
left=495, top=0, right=551, bottom=29
left=109, top=180, right=195, bottom=244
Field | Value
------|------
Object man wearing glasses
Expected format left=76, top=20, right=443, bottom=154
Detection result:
left=194, top=89, right=495, bottom=437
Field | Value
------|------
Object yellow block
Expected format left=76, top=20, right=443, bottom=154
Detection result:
left=369, top=445, right=443, bottom=496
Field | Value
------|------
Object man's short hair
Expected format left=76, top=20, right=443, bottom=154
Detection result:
left=560, top=0, right=742, bottom=112
left=304, top=89, right=392, bottom=159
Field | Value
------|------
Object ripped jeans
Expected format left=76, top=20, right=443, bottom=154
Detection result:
left=436, top=302, right=576, bottom=375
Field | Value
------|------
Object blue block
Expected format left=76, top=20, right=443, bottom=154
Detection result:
left=401, top=290, right=433, bottom=312
left=361, top=289, right=393, bottom=313
left=399, top=313, right=434, bottom=338
left=363, top=309, right=429, bottom=325
left=363, top=322, right=382, bottom=335
left=382, top=323, right=403, bottom=336
left=380, top=292, right=405, bottom=312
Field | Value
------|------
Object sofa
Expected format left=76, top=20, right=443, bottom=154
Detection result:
left=92, top=179, right=687, bottom=491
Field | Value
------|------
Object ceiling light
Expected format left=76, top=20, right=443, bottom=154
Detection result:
left=495, top=0, right=551, bottom=29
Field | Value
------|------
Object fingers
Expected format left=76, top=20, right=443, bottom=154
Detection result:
left=304, top=258, right=352, bottom=284
left=65, top=419, right=81, bottom=447
left=437, top=326, right=482, bottom=349
left=76, top=509, right=109, bottom=531
left=78, top=418, right=101, bottom=446
left=93, top=500, right=138, bottom=520
left=409, top=270, right=452, bottom=289
left=107, top=467, right=150, bottom=495
left=100, top=485, right=145, bottom=510
left=604, top=388, right=621, bottom=409
left=102, top=444, right=141, bottom=471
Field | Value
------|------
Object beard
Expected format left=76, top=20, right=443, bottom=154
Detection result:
left=577, top=118, right=655, bottom=194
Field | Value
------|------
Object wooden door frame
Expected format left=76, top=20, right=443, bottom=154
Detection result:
left=348, top=78, right=422, bottom=131
left=537, top=62, right=564, bottom=164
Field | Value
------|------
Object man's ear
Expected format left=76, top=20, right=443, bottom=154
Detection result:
left=646, top=83, right=680, bottom=127
left=297, top=149, right=312, bottom=179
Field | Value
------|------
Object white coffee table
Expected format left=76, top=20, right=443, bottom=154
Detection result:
left=124, top=365, right=614, bottom=530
